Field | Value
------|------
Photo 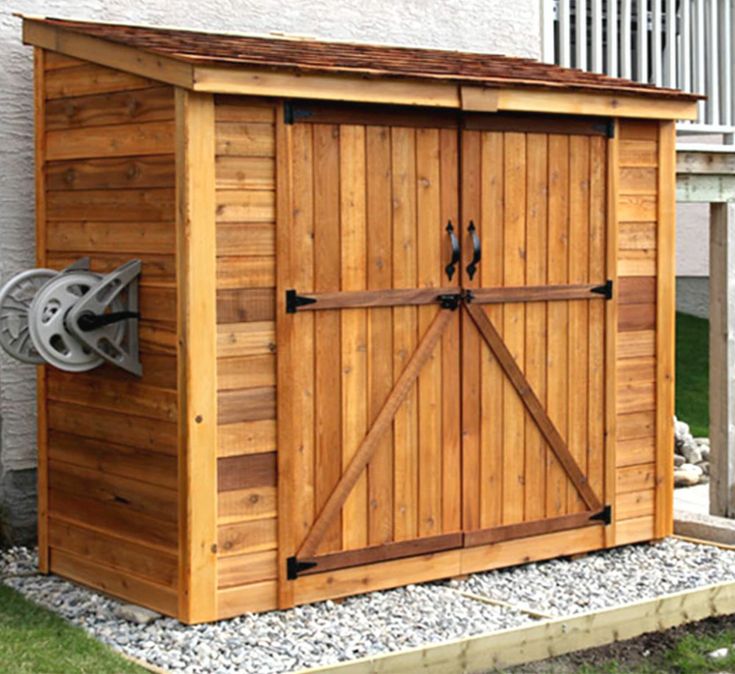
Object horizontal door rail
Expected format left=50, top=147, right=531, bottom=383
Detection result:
left=286, top=287, right=458, bottom=313
left=286, top=282, right=612, bottom=313
left=289, top=508, right=611, bottom=578
left=470, top=281, right=612, bottom=304
left=464, top=507, right=611, bottom=548
left=294, top=532, right=463, bottom=577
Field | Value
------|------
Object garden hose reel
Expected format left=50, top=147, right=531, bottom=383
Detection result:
left=0, top=257, right=142, bottom=376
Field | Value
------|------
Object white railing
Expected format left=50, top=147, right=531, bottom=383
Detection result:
left=542, top=0, right=735, bottom=150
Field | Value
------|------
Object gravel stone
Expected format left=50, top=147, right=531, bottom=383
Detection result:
left=114, top=604, right=161, bottom=625
left=4, top=539, right=735, bottom=673
left=681, top=439, right=703, bottom=464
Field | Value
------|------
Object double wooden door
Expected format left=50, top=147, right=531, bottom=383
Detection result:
left=278, top=103, right=610, bottom=585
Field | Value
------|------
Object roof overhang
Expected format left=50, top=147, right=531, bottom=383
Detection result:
left=21, top=16, right=699, bottom=121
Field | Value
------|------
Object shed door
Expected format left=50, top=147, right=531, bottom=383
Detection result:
left=278, top=106, right=464, bottom=582
left=460, top=125, right=609, bottom=545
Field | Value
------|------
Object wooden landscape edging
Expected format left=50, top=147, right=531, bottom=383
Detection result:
left=294, top=580, right=735, bottom=674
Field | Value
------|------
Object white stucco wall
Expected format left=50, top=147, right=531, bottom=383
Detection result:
left=677, top=203, right=709, bottom=277
left=0, top=2, right=540, bottom=477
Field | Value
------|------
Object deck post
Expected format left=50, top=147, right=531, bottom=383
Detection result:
left=709, top=202, right=735, bottom=517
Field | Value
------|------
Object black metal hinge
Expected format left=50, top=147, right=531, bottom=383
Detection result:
left=591, top=279, right=613, bottom=300
left=284, top=102, right=313, bottom=125
left=590, top=504, right=613, bottom=525
left=286, top=556, right=317, bottom=580
left=286, top=289, right=317, bottom=313
left=607, top=120, right=616, bottom=138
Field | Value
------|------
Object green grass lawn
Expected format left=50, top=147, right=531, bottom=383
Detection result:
left=676, top=311, right=709, bottom=437
left=0, top=584, right=146, bottom=674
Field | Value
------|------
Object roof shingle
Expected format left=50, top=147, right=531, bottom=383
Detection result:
left=33, top=17, right=701, bottom=101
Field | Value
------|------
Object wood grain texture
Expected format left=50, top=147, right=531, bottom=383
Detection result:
left=175, top=88, right=218, bottom=623
left=655, top=120, right=676, bottom=538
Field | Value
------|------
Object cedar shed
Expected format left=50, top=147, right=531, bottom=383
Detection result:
left=21, top=15, right=699, bottom=624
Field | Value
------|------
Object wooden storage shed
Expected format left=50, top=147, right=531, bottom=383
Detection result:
left=20, top=15, right=699, bottom=624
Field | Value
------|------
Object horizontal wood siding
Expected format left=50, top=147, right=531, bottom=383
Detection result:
left=214, top=95, right=278, bottom=613
left=614, top=119, right=658, bottom=543
left=40, top=52, right=179, bottom=617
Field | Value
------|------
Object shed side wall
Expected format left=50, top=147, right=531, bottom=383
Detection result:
left=39, top=50, right=180, bottom=616
left=214, top=95, right=279, bottom=617
left=614, top=119, right=661, bottom=542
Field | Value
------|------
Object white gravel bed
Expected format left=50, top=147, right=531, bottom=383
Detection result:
left=2, top=538, right=735, bottom=673
left=459, top=537, right=735, bottom=617
left=0, top=547, right=529, bottom=674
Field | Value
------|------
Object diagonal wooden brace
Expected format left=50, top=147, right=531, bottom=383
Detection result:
left=465, top=303, right=602, bottom=512
left=295, top=308, right=454, bottom=560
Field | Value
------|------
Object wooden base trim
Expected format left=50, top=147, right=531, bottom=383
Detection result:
left=298, top=533, right=463, bottom=577
left=464, top=510, right=608, bottom=548
left=299, top=580, right=735, bottom=673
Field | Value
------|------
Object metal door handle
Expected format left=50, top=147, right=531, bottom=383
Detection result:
left=466, top=221, right=481, bottom=281
left=445, top=221, right=461, bottom=281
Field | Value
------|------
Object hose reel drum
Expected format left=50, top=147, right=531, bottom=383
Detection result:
left=0, top=257, right=142, bottom=376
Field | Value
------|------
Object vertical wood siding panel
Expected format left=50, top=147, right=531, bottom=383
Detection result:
left=546, top=135, right=571, bottom=517
left=501, top=132, right=527, bottom=525
left=313, top=124, right=344, bottom=554
left=365, top=125, right=394, bottom=545
left=479, top=131, right=505, bottom=530
left=524, top=133, right=549, bottom=522
left=340, top=125, right=369, bottom=550
left=568, top=135, right=591, bottom=513
left=391, top=127, right=419, bottom=542
left=416, top=128, right=443, bottom=537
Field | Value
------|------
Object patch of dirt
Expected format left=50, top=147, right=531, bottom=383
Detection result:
left=504, top=613, right=735, bottom=672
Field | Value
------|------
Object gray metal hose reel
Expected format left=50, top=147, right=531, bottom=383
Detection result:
left=0, top=257, right=142, bottom=376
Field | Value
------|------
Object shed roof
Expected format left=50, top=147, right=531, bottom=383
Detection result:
left=25, top=16, right=700, bottom=102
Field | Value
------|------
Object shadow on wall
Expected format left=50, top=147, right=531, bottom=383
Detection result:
left=0, top=469, right=37, bottom=548
left=677, top=277, right=709, bottom=320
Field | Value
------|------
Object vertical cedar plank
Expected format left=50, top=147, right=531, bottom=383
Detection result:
left=461, top=130, right=481, bottom=532
left=546, top=135, right=570, bottom=517
left=479, top=131, right=504, bottom=529
left=276, top=104, right=295, bottom=607
left=439, top=128, right=461, bottom=534
left=366, top=126, right=394, bottom=545
left=290, top=125, right=315, bottom=543
left=392, top=127, right=419, bottom=541
left=524, top=133, right=548, bottom=522
left=175, top=89, right=217, bottom=622
left=655, top=121, right=676, bottom=537
left=605, top=121, right=620, bottom=546
left=568, top=135, right=590, bottom=513
left=34, top=48, right=49, bottom=574
left=313, top=124, right=343, bottom=552
left=416, top=128, right=442, bottom=537
left=501, top=132, right=526, bottom=525
left=588, top=136, right=606, bottom=503
left=340, top=125, right=368, bottom=550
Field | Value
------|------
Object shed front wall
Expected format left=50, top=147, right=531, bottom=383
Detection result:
left=35, top=49, right=179, bottom=616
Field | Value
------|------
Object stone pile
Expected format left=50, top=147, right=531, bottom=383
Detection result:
left=674, top=417, right=710, bottom=487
